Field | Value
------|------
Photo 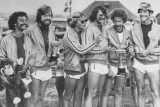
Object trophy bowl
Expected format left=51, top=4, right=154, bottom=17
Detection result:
left=116, top=49, right=126, bottom=74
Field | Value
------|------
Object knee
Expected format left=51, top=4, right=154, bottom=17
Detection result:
left=115, top=87, right=123, bottom=95
left=102, top=89, right=110, bottom=97
left=137, top=88, right=144, bottom=96
left=88, top=89, right=97, bottom=98
left=152, top=90, right=160, bottom=99
left=74, top=91, right=83, bottom=101
left=63, top=91, right=73, bottom=101
left=30, top=95, right=39, bottom=104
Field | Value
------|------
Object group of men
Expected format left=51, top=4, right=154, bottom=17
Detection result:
left=0, top=1, right=159, bottom=107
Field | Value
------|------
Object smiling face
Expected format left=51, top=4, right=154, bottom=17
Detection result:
left=113, top=17, right=124, bottom=33
left=15, top=16, right=28, bottom=31
left=76, top=16, right=87, bottom=31
left=40, top=11, right=52, bottom=26
left=138, top=9, right=151, bottom=23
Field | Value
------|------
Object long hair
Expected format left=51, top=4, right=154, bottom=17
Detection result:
left=69, top=11, right=85, bottom=28
left=8, top=11, right=28, bottom=30
left=36, top=4, right=53, bottom=23
left=89, top=5, right=107, bottom=22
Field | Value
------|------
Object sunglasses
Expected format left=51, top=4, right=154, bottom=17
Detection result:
left=80, top=19, right=88, bottom=24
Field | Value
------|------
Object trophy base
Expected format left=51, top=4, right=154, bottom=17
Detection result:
left=117, top=67, right=126, bottom=75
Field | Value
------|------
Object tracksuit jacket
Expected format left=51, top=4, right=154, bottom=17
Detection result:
left=131, top=23, right=160, bottom=64
left=63, top=28, right=96, bottom=74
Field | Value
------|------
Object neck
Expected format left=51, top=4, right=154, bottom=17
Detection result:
left=14, top=29, right=23, bottom=37
left=93, top=21, right=103, bottom=32
left=73, top=27, right=82, bottom=34
left=38, top=23, right=49, bottom=29
left=141, top=19, right=151, bottom=25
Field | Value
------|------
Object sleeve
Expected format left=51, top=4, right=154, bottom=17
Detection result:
left=65, top=31, right=96, bottom=55
left=0, top=38, right=7, bottom=59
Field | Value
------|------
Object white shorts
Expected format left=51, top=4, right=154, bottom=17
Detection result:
left=110, top=65, right=128, bottom=76
left=133, top=59, right=159, bottom=73
left=64, top=72, right=85, bottom=79
left=90, top=63, right=108, bottom=75
left=31, top=69, right=52, bottom=81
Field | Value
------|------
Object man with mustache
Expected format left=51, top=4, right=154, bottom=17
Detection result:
left=131, top=2, right=160, bottom=107
left=102, top=8, right=134, bottom=107
left=25, top=5, right=57, bottom=107
left=0, top=11, right=34, bottom=107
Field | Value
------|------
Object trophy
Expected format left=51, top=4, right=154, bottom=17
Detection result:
left=116, top=42, right=127, bottom=75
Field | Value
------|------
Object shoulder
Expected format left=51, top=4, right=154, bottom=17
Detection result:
left=1, top=32, right=14, bottom=44
left=24, top=23, right=38, bottom=34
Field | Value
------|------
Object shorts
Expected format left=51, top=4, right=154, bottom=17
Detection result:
left=90, top=63, right=108, bottom=75
left=110, top=65, right=128, bottom=76
left=64, top=72, right=85, bottom=79
left=31, top=69, right=52, bottom=81
left=133, top=59, right=159, bottom=73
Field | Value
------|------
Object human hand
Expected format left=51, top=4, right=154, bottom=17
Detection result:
left=50, top=41, right=61, bottom=46
left=108, top=68, right=114, bottom=77
left=94, top=34, right=103, bottom=45
left=57, top=59, right=64, bottom=69
left=139, top=50, right=150, bottom=57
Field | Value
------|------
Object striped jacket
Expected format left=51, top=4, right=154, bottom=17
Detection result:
left=63, top=28, right=96, bottom=74
left=131, top=23, right=160, bottom=64
left=107, top=26, right=133, bottom=67
left=83, top=23, right=108, bottom=64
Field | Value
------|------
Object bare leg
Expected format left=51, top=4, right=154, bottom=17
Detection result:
left=29, top=77, right=40, bottom=107
left=74, top=75, right=85, bottom=107
left=134, top=69, right=145, bottom=107
left=85, top=72, right=100, bottom=107
left=37, top=80, right=49, bottom=107
left=101, top=76, right=113, bottom=107
left=148, top=70, right=160, bottom=107
left=55, top=76, right=64, bottom=107
left=63, top=77, right=77, bottom=107
left=95, top=74, right=106, bottom=107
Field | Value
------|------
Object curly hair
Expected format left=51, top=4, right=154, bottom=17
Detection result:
left=69, top=11, right=85, bottom=28
left=89, top=5, right=107, bottom=22
left=36, top=4, right=53, bottom=23
left=8, top=11, right=28, bottom=30
left=111, top=8, right=128, bottom=23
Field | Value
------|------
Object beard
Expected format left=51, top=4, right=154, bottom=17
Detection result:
left=39, top=19, right=51, bottom=27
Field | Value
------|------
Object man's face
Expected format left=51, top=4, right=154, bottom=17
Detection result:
left=138, top=9, right=150, bottom=22
left=40, top=12, right=52, bottom=26
left=15, top=16, right=28, bottom=31
left=96, top=10, right=105, bottom=25
left=113, top=17, right=124, bottom=33
left=76, top=16, right=87, bottom=31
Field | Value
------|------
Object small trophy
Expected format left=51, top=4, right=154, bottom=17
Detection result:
left=116, top=49, right=126, bottom=75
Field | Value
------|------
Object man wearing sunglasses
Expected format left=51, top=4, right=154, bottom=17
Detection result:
left=131, top=2, right=160, bottom=107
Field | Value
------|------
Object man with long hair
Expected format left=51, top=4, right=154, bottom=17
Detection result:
left=25, top=5, right=56, bottom=107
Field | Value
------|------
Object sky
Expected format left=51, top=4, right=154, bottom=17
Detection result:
left=0, top=0, right=159, bottom=16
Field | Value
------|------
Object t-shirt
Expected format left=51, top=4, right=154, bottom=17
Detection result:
left=15, top=36, right=25, bottom=64
left=117, top=32, right=124, bottom=43
left=39, top=26, right=49, bottom=54
left=141, top=23, right=152, bottom=49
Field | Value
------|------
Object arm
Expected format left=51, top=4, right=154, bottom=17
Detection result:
left=65, top=31, right=96, bottom=55
left=0, top=38, right=7, bottom=60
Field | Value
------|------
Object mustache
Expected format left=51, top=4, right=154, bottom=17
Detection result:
left=20, top=23, right=28, bottom=27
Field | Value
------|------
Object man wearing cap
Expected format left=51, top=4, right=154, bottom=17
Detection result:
left=131, top=2, right=160, bottom=107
